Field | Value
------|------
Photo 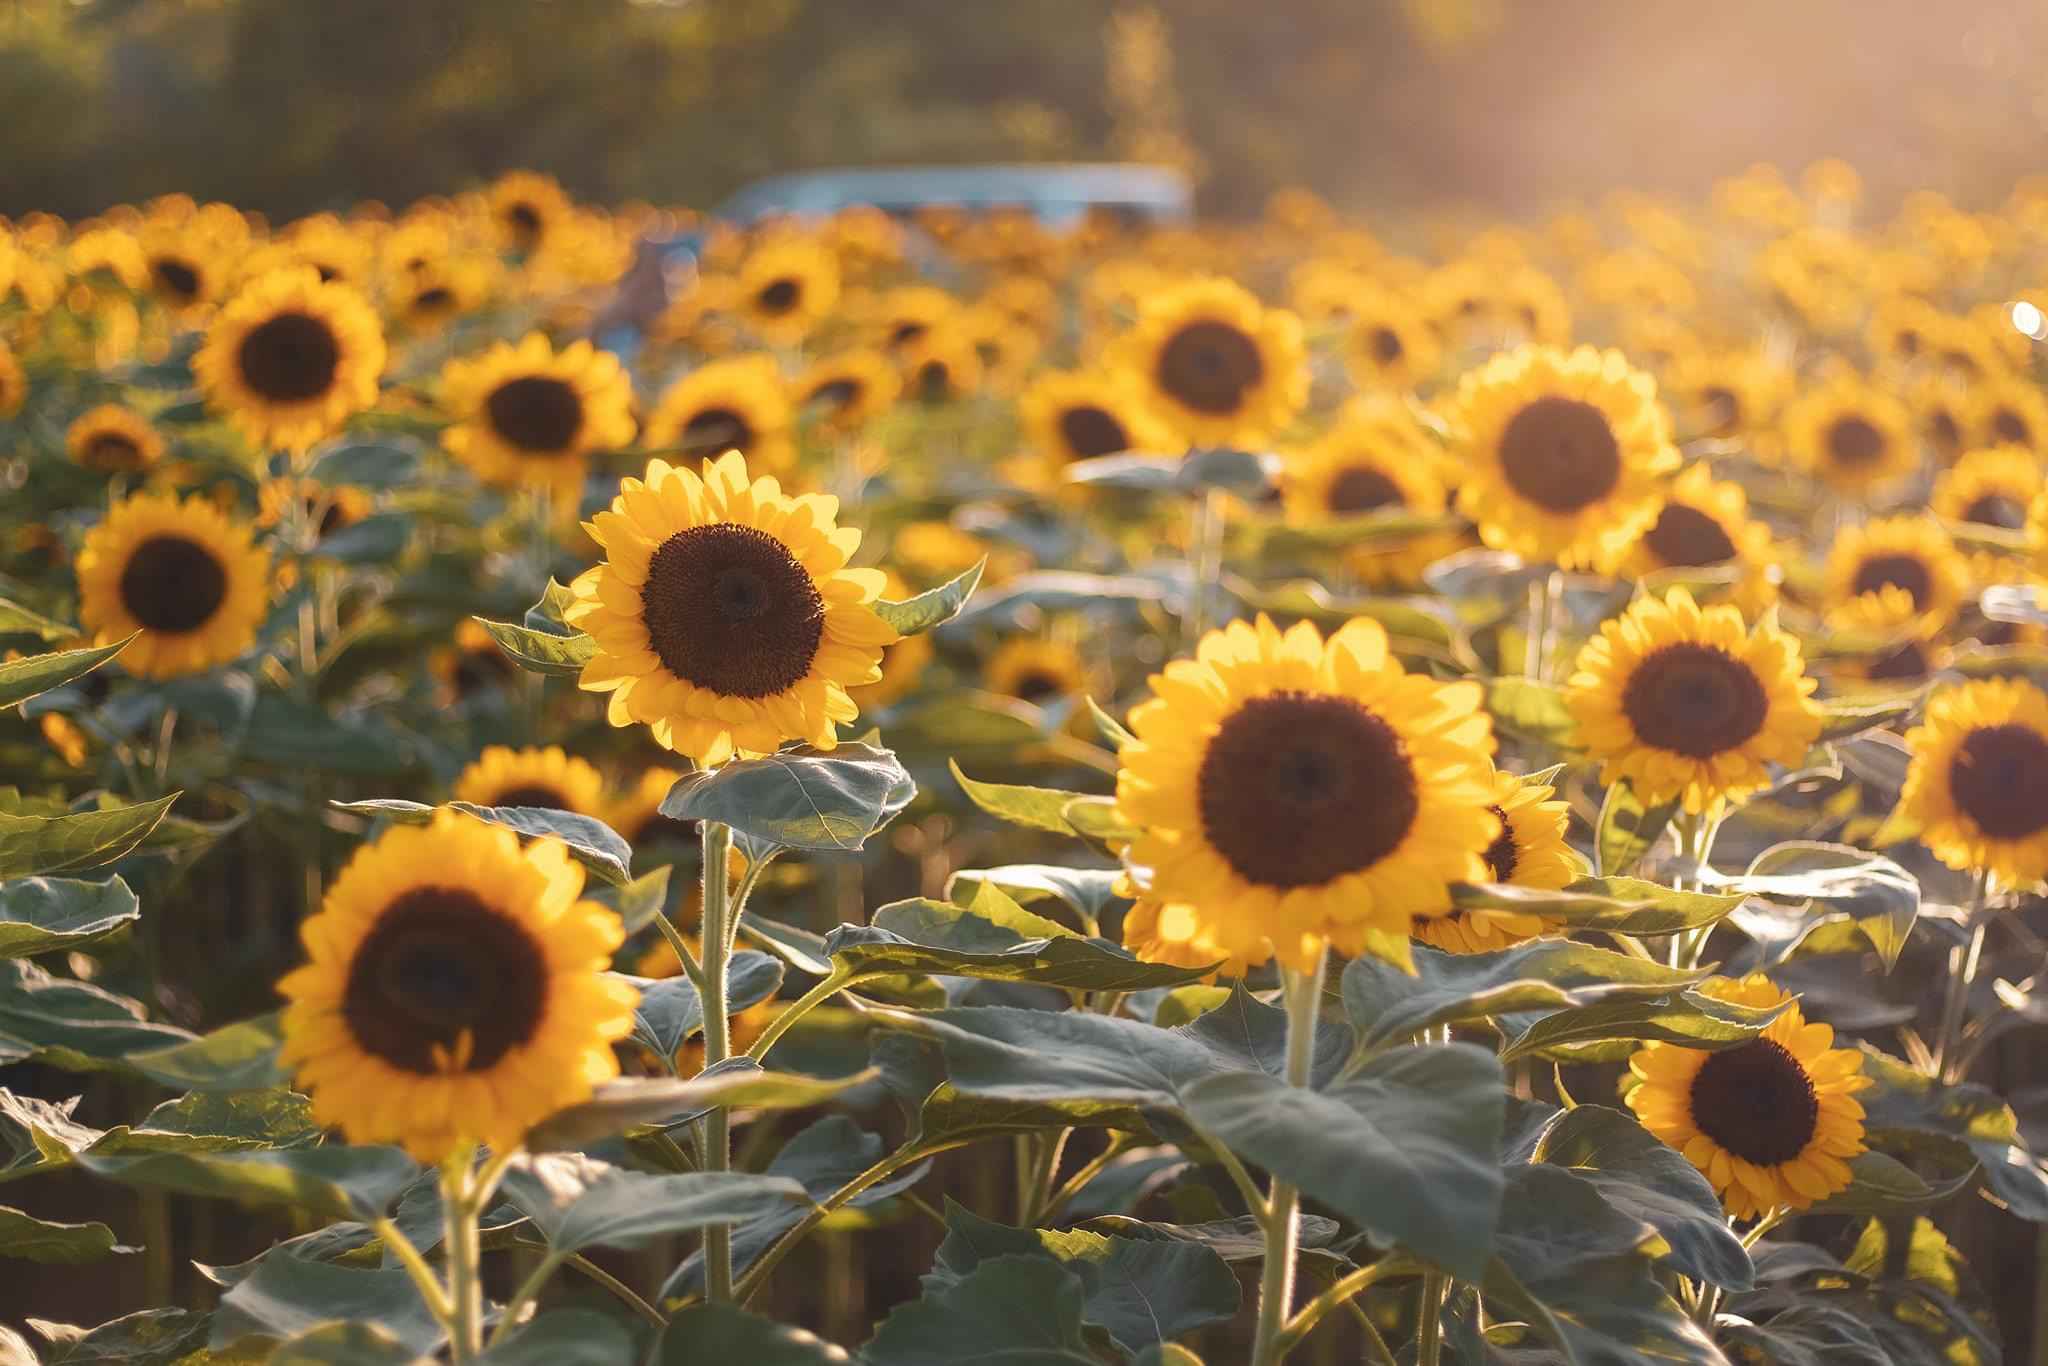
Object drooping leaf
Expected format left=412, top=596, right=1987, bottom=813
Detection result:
left=210, top=1256, right=440, bottom=1356
left=0, top=959, right=192, bottom=1072
left=1485, top=676, right=1578, bottom=747
left=661, top=744, right=915, bottom=853
left=78, top=1145, right=421, bottom=1223
left=117, top=1088, right=321, bottom=1152
left=29, top=1309, right=211, bottom=1365
left=125, top=1011, right=287, bottom=1092
left=654, top=1305, right=853, bottom=1364
left=949, top=760, right=1093, bottom=837
left=862, top=1254, right=1097, bottom=1365
left=1594, top=780, right=1680, bottom=878
left=823, top=898, right=1211, bottom=992
left=331, top=799, right=631, bottom=886
left=0, top=1205, right=131, bottom=1264
left=944, top=865, right=1128, bottom=924
left=473, top=618, right=598, bottom=677
left=524, top=1061, right=875, bottom=1151
left=267, top=1320, right=429, bottom=1366
left=1816, top=693, right=1921, bottom=741
left=619, top=951, right=784, bottom=1062
left=1726, top=842, right=1921, bottom=970
left=0, top=635, right=135, bottom=710
left=1448, top=876, right=1744, bottom=936
left=480, top=1311, right=638, bottom=1366
left=0, top=877, right=140, bottom=959
left=499, top=1152, right=806, bottom=1255
left=0, top=597, right=73, bottom=642
left=1497, top=988, right=1791, bottom=1063
left=875, top=560, right=984, bottom=636
left=0, top=793, right=179, bottom=878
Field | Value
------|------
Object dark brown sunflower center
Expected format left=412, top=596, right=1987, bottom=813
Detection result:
left=1482, top=804, right=1517, bottom=882
left=680, top=407, right=754, bottom=456
left=507, top=203, right=542, bottom=242
left=118, top=535, right=227, bottom=634
left=1620, top=642, right=1770, bottom=758
left=809, top=378, right=861, bottom=412
left=1497, top=396, right=1621, bottom=514
left=1825, top=416, right=1885, bottom=468
left=341, top=887, right=548, bottom=1075
left=413, top=286, right=455, bottom=313
left=486, top=376, right=584, bottom=454
left=888, top=320, right=928, bottom=349
left=1196, top=691, right=1417, bottom=890
left=1930, top=411, right=1962, bottom=454
left=1850, top=555, right=1932, bottom=611
left=492, top=784, right=570, bottom=810
left=1963, top=494, right=2030, bottom=530
left=1368, top=326, right=1404, bottom=365
left=1156, top=320, right=1264, bottom=416
left=1866, top=642, right=1929, bottom=682
left=1058, top=406, right=1131, bottom=459
left=236, top=311, right=342, bottom=403
left=758, top=278, right=800, bottom=314
left=1994, top=409, right=2033, bottom=446
left=1948, top=724, right=2048, bottom=839
left=1700, top=386, right=1741, bottom=435
left=1688, top=1037, right=1819, bottom=1166
left=1643, top=503, right=1738, bottom=567
left=1011, top=669, right=1067, bottom=705
left=1327, top=466, right=1405, bottom=515
left=916, top=361, right=951, bottom=401
left=641, top=522, right=825, bottom=699
left=152, top=257, right=201, bottom=303
left=83, top=433, right=144, bottom=472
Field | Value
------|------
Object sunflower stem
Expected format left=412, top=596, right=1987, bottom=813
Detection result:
left=746, top=966, right=859, bottom=1062
left=440, top=1151, right=485, bottom=1362
left=1415, top=1266, right=1448, bottom=1366
left=1187, top=486, right=1226, bottom=645
left=1252, top=947, right=1328, bottom=1366
left=1934, top=871, right=1991, bottom=1082
left=697, top=817, right=737, bottom=1302
left=371, top=1216, right=453, bottom=1324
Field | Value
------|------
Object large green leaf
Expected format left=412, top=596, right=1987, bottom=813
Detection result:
left=1485, top=676, right=1578, bottom=747
left=125, top=1011, right=288, bottom=1092
left=480, top=1312, right=637, bottom=1366
left=27, top=1309, right=211, bottom=1365
left=1497, top=988, right=1790, bottom=1063
left=0, top=793, right=179, bottom=878
left=1594, top=780, right=1679, bottom=878
left=1341, top=941, right=1704, bottom=1050
left=949, top=761, right=1092, bottom=837
left=267, top=1320, right=428, bottom=1366
left=0, top=635, right=135, bottom=709
left=862, top=1254, right=1098, bottom=1365
left=1179, top=1044, right=1504, bottom=1280
left=241, top=695, right=413, bottom=776
left=332, top=799, right=631, bottom=886
left=0, top=597, right=73, bottom=642
left=875, top=560, right=983, bottom=636
left=524, top=1061, right=873, bottom=1151
left=823, top=896, right=1212, bottom=992
left=1857, top=1045, right=2048, bottom=1220
left=1448, top=876, right=1744, bottom=936
left=118, top=1088, right=320, bottom=1152
left=654, top=1305, right=852, bottom=1364
left=1726, top=841, right=1920, bottom=970
left=500, top=1153, right=805, bottom=1256
left=0, top=877, right=139, bottom=959
left=1816, top=693, right=1921, bottom=741
left=662, top=743, right=915, bottom=853
left=945, top=865, right=1128, bottom=923
left=77, top=1145, right=421, bottom=1223
left=619, top=951, right=784, bottom=1061
left=0, top=1205, right=130, bottom=1264
left=210, top=1256, right=440, bottom=1356
left=0, top=959, right=192, bottom=1072
left=473, top=617, right=597, bottom=677
left=931, top=1202, right=1240, bottom=1353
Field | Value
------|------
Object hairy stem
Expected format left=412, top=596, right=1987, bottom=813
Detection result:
left=1252, top=949, right=1328, bottom=1366
left=697, top=818, right=737, bottom=1302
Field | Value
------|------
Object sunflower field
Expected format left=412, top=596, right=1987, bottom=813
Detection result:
left=3, top=163, right=2048, bottom=1366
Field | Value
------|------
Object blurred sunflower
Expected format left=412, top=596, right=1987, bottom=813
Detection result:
left=439, top=333, right=635, bottom=505
left=1901, top=679, right=2048, bottom=886
left=490, top=171, right=573, bottom=256
left=1627, top=975, right=1867, bottom=1219
left=1973, top=375, right=2048, bottom=452
left=76, top=492, right=271, bottom=680
left=1446, top=344, right=1678, bottom=571
left=1825, top=586, right=1947, bottom=683
left=644, top=355, right=795, bottom=474
left=1932, top=446, right=2042, bottom=532
left=1783, top=371, right=1917, bottom=494
left=871, top=284, right=957, bottom=353
left=1623, top=463, right=1777, bottom=604
left=194, top=268, right=385, bottom=452
left=431, top=617, right=520, bottom=705
left=738, top=236, right=840, bottom=345
left=1280, top=396, right=1457, bottom=586
left=40, top=713, right=90, bottom=769
left=65, top=405, right=164, bottom=475
left=1412, top=766, right=1577, bottom=954
left=1822, top=516, right=1970, bottom=634
left=985, top=637, right=1088, bottom=709
left=138, top=224, right=230, bottom=316
left=257, top=477, right=371, bottom=544
left=0, top=342, right=24, bottom=417
left=67, top=225, right=148, bottom=291
left=2032, top=489, right=2048, bottom=573
left=796, top=349, right=901, bottom=431
left=847, top=572, right=934, bottom=711
left=277, top=810, right=636, bottom=1160
left=452, top=744, right=607, bottom=816
left=1664, top=347, right=1790, bottom=445
left=1910, top=374, right=1975, bottom=466
left=1112, top=277, right=1307, bottom=445
left=566, top=451, right=897, bottom=764
left=1567, top=587, right=1821, bottom=813
left=899, top=324, right=984, bottom=404
left=603, top=765, right=698, bottom=854
left=960, top=306, right=1041, bottom=394
left=1865, top=293, right=1944, bottom=368
left=391, top=256, right=495, bottom=333
left=1115, top=615, right=1498, bottom=974
left=1018, top=371, right=1172, bottom=465
left=1342, top=287, right=1442, bottom=394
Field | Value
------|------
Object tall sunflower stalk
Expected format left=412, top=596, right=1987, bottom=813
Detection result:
left=1251, top=949, right=1327, bottom=1366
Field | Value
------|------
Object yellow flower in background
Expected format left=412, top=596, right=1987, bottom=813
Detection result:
left=439, top=333, right=635, bottom=505
left=1412, top=766, right=1577, bottom=954
left=0, top=341, right=24, bottom=417
left=40, top=713, right=90, bottom=769
left=451, top=744, right=607, bottom=816
left=1622, top=463, right=1778, bottom=613
left=489, top=170, right=574, bottom=256
left=870, top=284, right=957, bottom=353
left=795, top=349, right=902, bottom=432
left=67, top=225, right=148, bottom=290
left=1115, top=615, right=1498, bottom=974
left=138, top=221, right=234, bottom=316
left=1280, top=396, right=1458, bottom=586
left=602, top=765, right=696, bottom=853
left=76, top=492, right=271, bottom=680
left=1342, top=286, right=1442, bottom=394
left=1973, top=373, right=2048, bottom=452
left=1568, top=587, right=1821, bottom=813
left=431, top=618, right=520, bottom=705
left=2031, top=489, right=2048, bottom=574
left=984, top=636, right=1088, bottom=709
left=1446, top=344, right=1677, bottom=571
left=1663, top=346, right=1790, bottom=445
left=278, top=810, right=636, bottom=1161
left=65, top=404, right=164, bottom=475
left=194, top=268, right=385, bottom=452
left=644, top=355, right=795, bottom=474
left=1822, top=516, right=1970, bottom=634
left=1783, top=371, right=1917, bottom=494
left=1901, top=679, right=2048, bottom=887
left=1112, top=277, right=1307, bottom=446
left=738, top=235, right=841, bottom=345
left=567, top=452, right=897, bottom=765
left=1932, top=446, right=2042, bottom=532
left=1018, top=370, right=1173, bottom=465
left=1824, top=586, right=1947, bottom=684
left=1909, top=373, right=1976, bottom=467
left=898, top=323, right=984, bottom=404
left=1628, top=975, right=1867, bottom=1220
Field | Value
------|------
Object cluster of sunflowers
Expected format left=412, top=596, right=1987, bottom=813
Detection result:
left=2, top=160, right=2047, bottom=1365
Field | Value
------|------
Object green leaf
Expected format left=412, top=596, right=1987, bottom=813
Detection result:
left=0, top=597, right=73, bottom=642
left=1063, top=797, right=1139, bottom=843
left=240, top=696, right=412, bottom=776
left=119, top=1088, right=320, bottom=1152
left=77, top=1146, right=421, bottom=1223
left=330, top=799, right=631, bottom=886
left=472, top=617, right=597, bottom=677
left=0, top=1205, right=130, bottom=1264
left=1498, top=988, right=1791, bottom=1063
left=654, top=1305, right=852, bottom=1364
left=1084, top=696, right=1135, bottom=750
left=1179, top=1044, right=1504, bottom=1280
left=824, top=899, right=1211, bottom=992
left=1856, top=1045, right=2048, bottom=1221
left=1486, top=676, right=1578, bottom=747
left=211, top=1257, right=439, bottom=1357
left=662, top=744, right=915, bottom=853
left=1730, top=841, right=1921, bottom=970
left=1449, top=876, right=1744, bottom=936
left=0, top=635, right=135, bottom=710
left=945, top=865, right=1127, bottom=923
left=1340, top=941, right=1706, bottom=1050
left=1594, top=779, right=1678, bottom=878
left=590, top=864, right=672, bottom=933
left=0, top=877, right=139, bottom=958
left=0, top=959, right=192, bottom=1072
left=1809, top=1150, right=1945, bottom=1214
left=311, top=442, right=418, bottom=489
left=620, top=951, right=783, bottom=1061
left=524, top=1062, right=876, bottom=1151
left=949, top=761, right=1091, bottom=836
left=0, top=793, right=179, bottom=878
left=268, top=1321, right=428, bottom=1366
left=862, top=1254, right=1097, bottom=1365
left=29, top=1309, right=211, bottom=1365
left=499, top=1153, right=806, bottom=1255
left=932, top=1202, right=1239, bottom=1352
left=125, top=1012, right=287, bottom=1092
left=875, top=559, right=984, bottom=636
left=1817, top=693, right=1921, bottom=741
left=480, top=1312, right=637, bottom=1366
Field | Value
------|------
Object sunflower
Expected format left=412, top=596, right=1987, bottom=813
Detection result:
left=1111, top=278, right=1308, bottom=446
left=871, top=285, right=957, bottom=354
left=1911, top=374, right=1976, bottom=466
left=1627, top=975, right=1867, bottom=1220
left=1900, top=679, right=2048, bottom=886
left=1120, top=893, right=1249, bottom=979
left=438, top=333, right=635, bottom=505
left=959, top=305, right=1041, bottom=395
left=1412, top=766, right=1578, bottom=954
left=1973, top=375, right=2048, bottom=452
left=277, top=810, right=637, bottom=1160
left=603, top=765, right=699, bottom=855
left=67, top=226, right=148, bottom=291
left=795, top=349, right=901, bottom=431
left=451, top=744, right=607, bottom=816
left=391, top=255, right=496, bottom=333
left=643, top=356, right=796, bottom=475
left=257, top=477, right=372, bottom=544
left=899, top=324, right=984, bottom=405
left=1623, top=463, right=1777, bottom=599
left=1932, top=445, right=2043, bottom=533
left=738, top=236, right=840, bottom=345
left=2032, top=489, right=2048, bottom=574
left=1664, top=347, right=1790, bottom=446
left=0, top=342, right=24, bottom=418
left=75, top=492, right=271, bottom=680
left=1822, top=516, right=1970, bottom=634
left=138, top=223, right=230, bottom=316
left=1783, top=372, right=1917, bottom=494
left=1446, top=344, right=1678, bottom=572
left=1865, top=293, right=1944, bottom=368
left=431, top=618, right=520, bottom=704
left=1280, top=396, right=1459, bottom=586
left=193, top=268, right=386, bottom=452
left=40, top=712, right=90, bottom=769
left=566, top=451, right=897, bottom=764
left=1567, top=587, right=1821, bottom=813
left=66, top=405, right=164, bottom=476
left=1115, top=615, right=1499, bottom=974
left=1019, top=370, right=1173, bottom=466
left=985, top=637, right=1088, bottom=709
left=1342, top=287, right=1443, bottom=394
left=489, top=171, right=574, bottom=257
